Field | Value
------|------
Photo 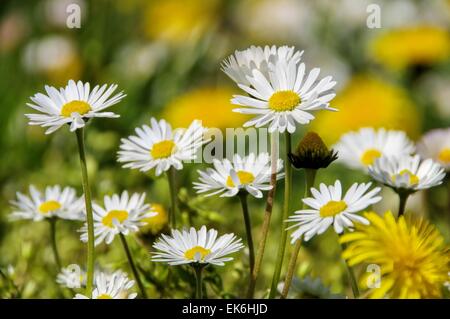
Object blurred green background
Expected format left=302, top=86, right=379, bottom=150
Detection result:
left=0, top=0, right=449, bottom=298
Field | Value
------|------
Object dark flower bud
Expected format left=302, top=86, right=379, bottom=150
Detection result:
left=289, top=132, right=338, bottom=169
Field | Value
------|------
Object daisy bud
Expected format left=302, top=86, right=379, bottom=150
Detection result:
left=289, top=132, right=338, bottom=169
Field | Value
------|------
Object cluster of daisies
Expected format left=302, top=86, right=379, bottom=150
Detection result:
left=287, top=126, right=448, bottom=245
left=10, top=45, right=450, bottom=299
left=334, top=127, right=446, bottom=213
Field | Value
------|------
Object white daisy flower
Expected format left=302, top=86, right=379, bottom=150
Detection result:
left=57, top=265, right=87, bottom=289
left=193, top=153, right=284, bottom=198
left=152, top=226, right=244, bottom=266
left=57, top=265, right=126, bottom=289
left=74, top=271, right=137, bottom=299
left=25, top=80, right=125, bottom=134
left=79, top=191, right=155, bottom=246
left=118, top=118, right=208, bottom=176
left=417, top=128, right=450, bottom=170
left=287, top=180, right=382, bottom=242
left=10, top=185, right=84, bottom=221
left=222, top=45, right=303, bottom=86
left=368, top=155, right=446, bottom=192
left=334, top=127, right=415, bottom=169
left=229, top=55, right=337, bottom=133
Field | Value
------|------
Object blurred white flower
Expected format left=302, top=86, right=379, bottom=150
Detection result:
left=57, top=265, right=86, bottom=289
left=74, top=271, right=136, bottom=299
left=114, top=42, right=168, bottom=81
left=368, top=155, right=446, bottom=192
left=43, top=0, right=86, bottom=28
left=22, top=36, right=78, bottom=74
left=57, top=265, right=128, bottom=289
left=334, top=127, right=415, bottom=170
left=417, top=128, right=450, bottom=170
left=10, top=185, right=84, bottom=221
left=235, top=0, right=317, bottom=43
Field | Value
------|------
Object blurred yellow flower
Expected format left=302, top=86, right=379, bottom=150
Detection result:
left=143, top=0, right=219, bottom=44
left=341, top=211, right=449, bottom=299
left=162, top=87, right=249, bottom=129
left=310, top=75, right=420, bottom=144
left=370, top=25, right=450, bottom=71
left=140, top=204, right=168, bottom=235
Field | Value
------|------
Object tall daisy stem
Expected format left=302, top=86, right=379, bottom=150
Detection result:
left=167, top=167, right=178, bottom=228
left=397, top=192, right=410, bottom=217
left=280, top=239, right=301, bottom=299
left=247, top=133, right=279, bottom=298
left=339, top=241, right=360, bottom=298
left=281, top=168, right=316, bottom=299
left=269, top=132, right=292, bottom=298
left=119, top=233, right=148, bottom=299
left=75, top=128, right=95, bottom=297
left=49, top=218, right=62, bottom=269
left=238, top=192, right=255, bottom=286
left=193, top=265, right=204, bottom=299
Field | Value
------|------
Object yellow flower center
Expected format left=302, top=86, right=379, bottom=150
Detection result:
left=60, top=100, right=92, bottom=117
left=268, top=90, right=301, bottom=112
left=141, top=204, right=168, bottom=234
left=360, top=148, right=382, bottom=166
left=226, top=170, right=255, bottom=187
left=320, top=200, right=348, bottom=218
left=39, top=200, right=61, bottom=214
left=150, top=140, right=176, bottom=159
left=184, top=246, right=211, bottom=261
left=437, top=148, right=450, bottom=163
left=97, top=294, right=112, bottom=299
left=392, top=169, right=419, bottom=185
left=102, top=210, right=129, bottom=228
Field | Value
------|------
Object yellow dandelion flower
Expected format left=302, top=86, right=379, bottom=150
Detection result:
left=162, top=87, right=249, bottom=130
left=310, top=75, right=420, bottom=144
left=341, top=211, right=449, bottom=299
left=140, top=204, right=168, bottom=235
left=143, top=0, right=219, bottom=44
left=370, top=25, right=450, bottom=71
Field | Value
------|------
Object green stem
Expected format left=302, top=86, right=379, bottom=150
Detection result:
left=269, top=132, right=292, bottom=298
left=119, top=233, right=148, bottom=299
left=193, top=266, right=204, bottom=299
left=167, top=167, right=178, bottom=229
left=280, top=168, right=316, bottom=299
left=397, top=192, right=410, bottom=217
left=280, top=239, right=301, bottom=299
left=49, top=218, right=62, bottom=269
left=247, top=133, right=279, bottom=298
left=340, top=241, right=360, bottom=298
left=238, top=192, right=255, bottom=287
left=75, top=128, right=95, bottom=297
